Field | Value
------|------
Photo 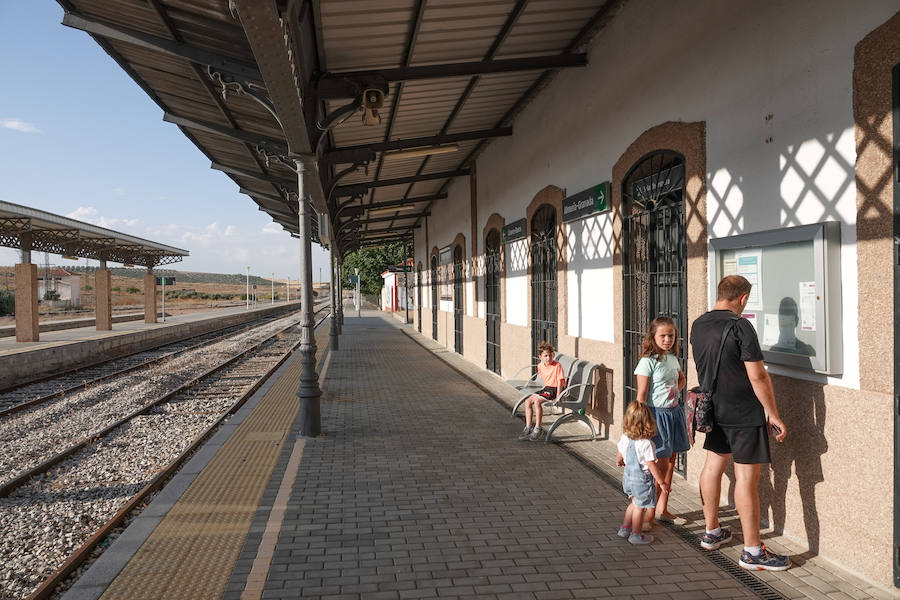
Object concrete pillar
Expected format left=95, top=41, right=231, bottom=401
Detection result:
left=95, top=263, right=112, bottom=331
left=144, top=272, right=157, bottom=324
left=14, top=263, right=39, bottom=342
left=295, top=160, right=321, bottom=437
left=329, top=246, right=339, bottom=351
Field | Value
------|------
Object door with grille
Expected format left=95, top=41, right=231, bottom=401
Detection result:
left=622, top=150, right=688, bottom=475
left=485, top=229, right=502, bottom=374
left=530, top=205, right=558, bottom=362
left=416, top=265, right=422, bottom=333
left=431, top=255, right=438, bottom=340
left=453, top=246, right=464, bottom=354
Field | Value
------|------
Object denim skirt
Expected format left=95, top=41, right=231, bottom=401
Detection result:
left=650, top=405, right=690, bottom=458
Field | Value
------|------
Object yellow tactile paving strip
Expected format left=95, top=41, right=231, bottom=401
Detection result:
left=99, top=325, right=330, bottom=600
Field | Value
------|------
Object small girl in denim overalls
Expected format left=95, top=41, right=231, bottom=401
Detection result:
left=615, top=401, right=670, bottom=544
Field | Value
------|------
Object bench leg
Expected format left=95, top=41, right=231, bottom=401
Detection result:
left=544, top=413, right=597, bottom=443
left=511, top=393, right=529, bottom=417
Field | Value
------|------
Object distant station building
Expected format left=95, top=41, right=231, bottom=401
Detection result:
left=37, top=267, right=82, bottom=306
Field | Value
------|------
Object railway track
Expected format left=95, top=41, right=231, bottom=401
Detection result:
left=0, top=307, right=332, bottom=600
left=0, top=303, right=322, bottom=418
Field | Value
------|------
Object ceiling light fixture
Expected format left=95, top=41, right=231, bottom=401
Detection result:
left=382, top=144, right=459, bottom=160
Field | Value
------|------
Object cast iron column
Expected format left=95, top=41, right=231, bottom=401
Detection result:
left=337, top=253, right=344, bottom=328
left=295, top=160, right=321, bottom=436
left=329, top=244, right=339, bottom=351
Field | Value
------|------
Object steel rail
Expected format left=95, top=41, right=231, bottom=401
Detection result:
left=24, top=309, right=332, bottom=600
left=0, top=302, right=304, bottom=397
left=0, top=307, right=315, bottom=419
left=0, top=305, right=327, bottom=498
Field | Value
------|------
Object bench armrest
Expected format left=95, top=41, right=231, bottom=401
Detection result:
left=509, top=364, right=540, bottom=382
left=553, top=383, right=592, bottom=404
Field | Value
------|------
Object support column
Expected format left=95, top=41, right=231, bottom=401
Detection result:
left=144, top=269, right=157, bottom=324
left=14, top=260, right=39, bottom=343
left=95, top=260, right=112, bottom=331
left=329, top=245, right=339, bottom=351
left=295, top=160, right=321, bottom=437
left=337, top=252, right=344, bottom=333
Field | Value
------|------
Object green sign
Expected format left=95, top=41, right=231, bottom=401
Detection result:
left=562, top=181, right=610, bottom=222
left=155, top=277, right=175, bottom=286
left=502, top=218, right=526, bottom=243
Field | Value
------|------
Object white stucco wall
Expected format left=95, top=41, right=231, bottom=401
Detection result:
left=464, top=0, right=898, bottom=390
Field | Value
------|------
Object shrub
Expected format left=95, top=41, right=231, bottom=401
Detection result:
left=43, top=290, right=61, bottom=301
left=126, top=286, right=140, bottom=294
left=112, top=286, right=121, bottom=292
left=0, top=290, right=14, bottom=315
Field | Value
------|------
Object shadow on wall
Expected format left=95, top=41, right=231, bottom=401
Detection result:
left=719, top=379, right=827, bottom=558
left=586, top=364, right=615, bottom=440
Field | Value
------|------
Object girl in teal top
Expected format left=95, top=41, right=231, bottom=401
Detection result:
left=633, top=316, right=688, bottom=528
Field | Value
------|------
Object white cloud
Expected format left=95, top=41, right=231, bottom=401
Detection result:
left=66, top=206, right=139, bottom=230
left=261, top=222, right=282, bottom=235
left=0, top=118, right=41, bottom=133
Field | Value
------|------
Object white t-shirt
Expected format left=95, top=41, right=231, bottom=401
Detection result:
left=617, top=434, right=657, bottom=472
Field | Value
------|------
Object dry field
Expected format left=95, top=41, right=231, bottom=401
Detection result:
left=0, top=269, right=323, bottom=327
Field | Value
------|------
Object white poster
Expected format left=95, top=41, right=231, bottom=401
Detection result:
left=799, top=281, right=816, bottom=331
left=735, top=250, right=763, bottom=309
left=763, top=313, right=780, bottom=347
left=722, top=257, right=738, bottom=277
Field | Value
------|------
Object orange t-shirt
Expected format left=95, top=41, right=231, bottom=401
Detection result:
left=537, top=361, right=565, bottom=390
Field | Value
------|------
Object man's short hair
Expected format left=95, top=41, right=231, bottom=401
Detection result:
left=717, top=275, right=752, bottom=301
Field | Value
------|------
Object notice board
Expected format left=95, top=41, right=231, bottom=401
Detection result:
left=710, top=221, right=842, bottom=375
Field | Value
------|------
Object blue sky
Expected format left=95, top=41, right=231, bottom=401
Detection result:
left=0, top=2, right=330, bottom=282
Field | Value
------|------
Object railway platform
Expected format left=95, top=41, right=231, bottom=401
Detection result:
left=60, top=311, right=892, bottom=600
left=0, top=301, right=302, bottom=389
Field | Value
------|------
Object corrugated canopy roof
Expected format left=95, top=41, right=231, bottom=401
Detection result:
left=0, top=200, right=189, bottom=267
left=56, top=0, right=623, bottom=252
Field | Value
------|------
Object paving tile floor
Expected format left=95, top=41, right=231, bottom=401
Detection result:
left=232, top=313, right=766, bottom=600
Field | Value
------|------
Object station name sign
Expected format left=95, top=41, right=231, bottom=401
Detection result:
left=562, top=181, right=611, bottom=223
left=631, top=164, right=684, bottom=203
left=502, top=218, right=526, bottom=243
left=155, top=276, right=175, bottom=286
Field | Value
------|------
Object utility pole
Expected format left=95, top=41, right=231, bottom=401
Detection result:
left=245, top=266, right=250, bottom=310
left=271, top=273, right=274, bottom=304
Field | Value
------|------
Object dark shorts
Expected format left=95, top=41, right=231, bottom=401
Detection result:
left=703, top=424, right=771, bottom=464
left=534, top=386, right=557, bottom=401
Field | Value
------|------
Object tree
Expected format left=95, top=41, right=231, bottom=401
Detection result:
left=341, top=241, right=408, bottom=296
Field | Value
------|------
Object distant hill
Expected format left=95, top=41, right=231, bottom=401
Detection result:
left=61, top=266, right=278, bottom=286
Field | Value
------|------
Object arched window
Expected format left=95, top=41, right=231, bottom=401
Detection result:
left=622, top=150, right=688, bottom=474
left=453, top=245, right=464, bottom=354
left=485, top=228, right=502, bottom=374
left=530, top=204, right=557, bottom=361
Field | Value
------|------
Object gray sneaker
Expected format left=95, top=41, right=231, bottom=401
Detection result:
left=528, top=426, right=544, bottom=441
left=517, top=426, right=534, bottom=441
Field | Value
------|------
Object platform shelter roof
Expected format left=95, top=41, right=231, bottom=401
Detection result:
left=56, top=0, right=620, bottom=252
left=0, top=201, right=189, bottom=268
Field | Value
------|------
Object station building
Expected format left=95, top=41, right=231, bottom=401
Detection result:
left=410, top=2, right=900, bottom=588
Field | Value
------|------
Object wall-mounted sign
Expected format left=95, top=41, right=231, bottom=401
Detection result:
left=502, top=218, right=526, bottom=243
left=631, top=163, right=684, bottom=203
left=562, top=181, right=610, bottom=222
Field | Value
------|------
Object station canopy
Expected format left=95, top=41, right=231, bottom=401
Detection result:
left=55, top=0, right=620, bottom=252
left=0, top=200, right=189, bottom=267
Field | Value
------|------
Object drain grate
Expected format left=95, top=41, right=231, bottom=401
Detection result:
left=558, top=445, right=788, bottom=600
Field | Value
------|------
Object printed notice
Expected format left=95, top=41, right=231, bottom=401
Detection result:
left=722, top=257, right=738, bottom=277
left=741, top=313, right=758, bottom=335
left=799, top=281, right=816, bottom=331
left=763, top=313, right=780, bottom=347
left=736, top=250, right=763, bottom=309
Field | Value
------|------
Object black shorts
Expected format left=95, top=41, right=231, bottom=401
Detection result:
left=702, top=424, right=771, bottom=464
left=534, top=386, right=557, bottom=401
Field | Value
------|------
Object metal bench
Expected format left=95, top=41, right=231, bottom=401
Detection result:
left=511, top=358, right=599, bottom=443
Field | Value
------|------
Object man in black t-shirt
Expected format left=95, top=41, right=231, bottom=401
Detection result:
left=689, top=275, right=791, bottom=571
